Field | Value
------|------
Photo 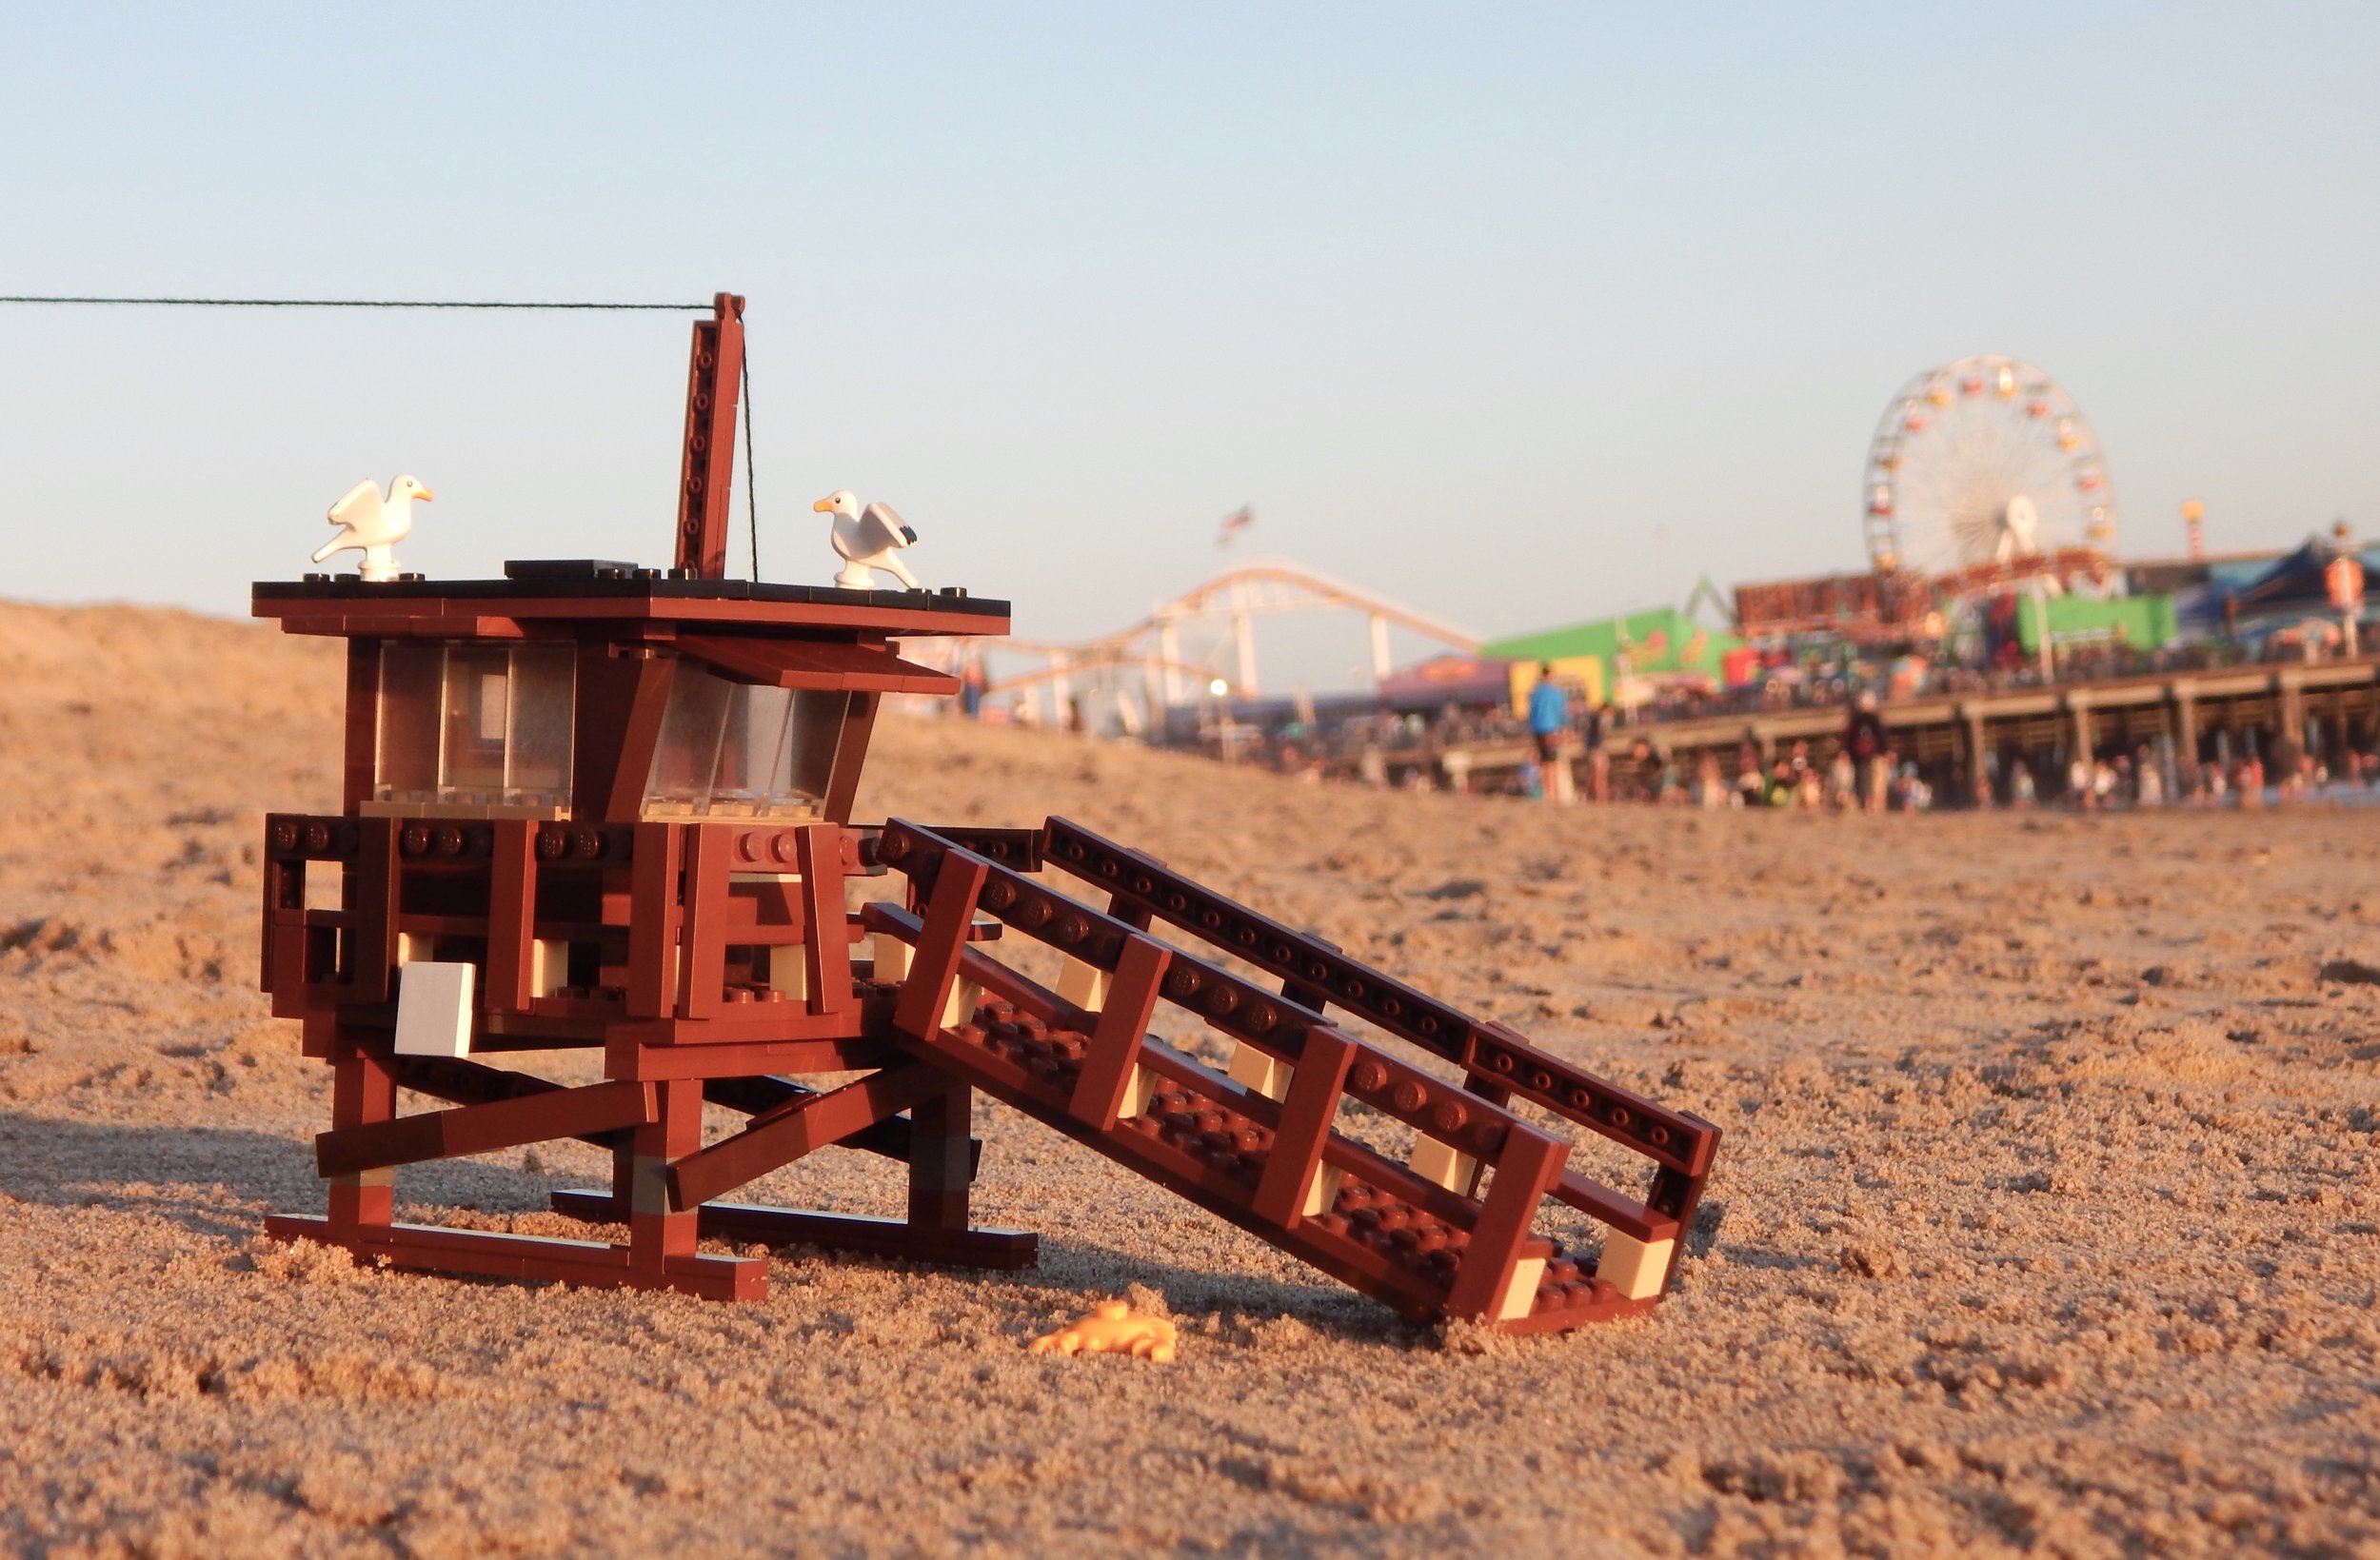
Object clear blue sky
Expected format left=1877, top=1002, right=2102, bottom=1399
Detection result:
left=3, top=4, right=2374, bottom=686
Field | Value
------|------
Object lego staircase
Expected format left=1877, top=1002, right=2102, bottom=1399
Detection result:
left=863, top=819, right=1720, bottom=1334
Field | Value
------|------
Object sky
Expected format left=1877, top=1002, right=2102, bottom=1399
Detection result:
left=2, top=4, right=2375, bottom=691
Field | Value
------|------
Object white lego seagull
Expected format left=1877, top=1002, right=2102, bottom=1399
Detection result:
left=314, top=475, right=434, bottom=582
left=812, top=489, right=922, bottom=589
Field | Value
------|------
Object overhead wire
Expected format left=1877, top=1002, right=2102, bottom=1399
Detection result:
left=0, top=294, right=704, bottom=310
left=3, top=289, right=770, bottom=575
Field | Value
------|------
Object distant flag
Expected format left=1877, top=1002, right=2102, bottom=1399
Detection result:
left=1216, top=504, right=1254, bottom=547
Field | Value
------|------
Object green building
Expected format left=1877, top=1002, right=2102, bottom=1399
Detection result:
left=2013, top=593, right=2178, bottom=654
left=1481, top=607, right=1744, bottom=714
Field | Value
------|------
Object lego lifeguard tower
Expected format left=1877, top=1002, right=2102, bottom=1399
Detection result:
left=255, top=293, right=1719, bottom=1333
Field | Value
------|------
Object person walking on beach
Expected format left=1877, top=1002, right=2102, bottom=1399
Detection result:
left=1527, top=664, right=1571, bottom=800
left=1843, top=691, right=1889, bottom=813
left=1582, top=701, right=1612, bottom=802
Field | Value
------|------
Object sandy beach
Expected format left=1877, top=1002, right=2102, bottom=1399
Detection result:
left=2, top=598, right=2378, bottom=1557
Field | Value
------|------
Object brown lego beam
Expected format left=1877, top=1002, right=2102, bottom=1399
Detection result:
left=674, top=635, right=960, bottom=696
left=316, top=1080, right=656, bottom=1178
left=868, top=823, right=1702, bottom=1330
left=1038, top=817, right=1719, bottom=1180
left=666, top=1061, right=948, bottom=1211
left=675, top=292, right=745, bottom=578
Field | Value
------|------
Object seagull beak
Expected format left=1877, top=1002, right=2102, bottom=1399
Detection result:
left=414, top=486, right=436, bottom=502
left=812, top=498, right=835, bottom=513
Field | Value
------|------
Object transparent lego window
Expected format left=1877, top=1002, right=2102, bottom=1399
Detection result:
left=376, top=643, right=443, bottom=799
left=781, top=688, right=848, bottom=806
left=644, top=660, right=847, bottom=818
left=504, top=645, right=576, bottom=804
left=440, top=646, right=511, bottom=797
left=371, top=642, right=577, bottom=813
left=646, top=662, right=734, bottom=810
left=711, top=683, right=795, bottom=815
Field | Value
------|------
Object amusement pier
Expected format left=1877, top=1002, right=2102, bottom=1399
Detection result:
left=969, top=355, right=2377, bottom=809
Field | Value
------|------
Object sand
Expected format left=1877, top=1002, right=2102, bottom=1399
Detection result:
left=1, top=599, right=2377, bottom=1558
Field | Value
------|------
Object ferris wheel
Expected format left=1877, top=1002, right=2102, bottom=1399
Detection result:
left=1861, top=356, right=2114, bottom=579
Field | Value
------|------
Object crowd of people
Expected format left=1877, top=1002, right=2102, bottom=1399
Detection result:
left=1197, top=660, right=2380, bottom=816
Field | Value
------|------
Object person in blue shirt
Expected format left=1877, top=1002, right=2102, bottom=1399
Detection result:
left=1527, top=662, right=1571, bottom=769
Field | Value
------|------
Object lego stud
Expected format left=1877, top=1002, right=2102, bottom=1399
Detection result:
left=312, top=475, right=432, bottom=583
left=812, top=490, right=924, bottom=591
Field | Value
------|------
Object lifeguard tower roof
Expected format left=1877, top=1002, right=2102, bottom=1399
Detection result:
left=254, top=559, right=1006, bottom=640
left=252, top=560, right=1009, bottom=830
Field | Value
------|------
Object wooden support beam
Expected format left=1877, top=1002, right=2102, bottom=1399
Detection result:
left=678, top=826, right=734, bottom=1018
left=574, top=648, right=676, bottom=824
left=625, top=822, right=683, bottom=1018
left=822, top=693, right=880, bottom=823
left=796, top=823, right=854, bottom=1019
left=672, top=292, right=745, bottom=579
left=348, top=817, right=400, bottom=1004
left=1646, top=1163, right=1707, bottom=1293
left=316, top=1080, right=655, bottom=1178
left=326, top=1048, right=397, bottom=1232
left=629, top=1079, right=702, bottom=1283
left=892, top=853, right=989, bottom=1043
left=667, top=1202, right=1035, bottom=1269
left=1442, top=1123, right=1568, bottom=1322
left=1550, top=1170, right=1679, bottom=1247
left=1066, top=935, right=1170, bottom=1131
left=1252, top=1026, right=1357, bottom=1228
left=667, top=1063, right=947, bottom=1211
left=266, top=1214, right=763, bottom=1300
left=342, top=639, right=380, bottom=813
left=485, top=819, right=539, bottom=1013
left=908, top=1082, right=977, bottom=1234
